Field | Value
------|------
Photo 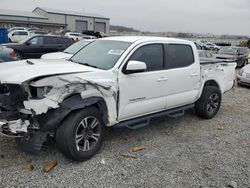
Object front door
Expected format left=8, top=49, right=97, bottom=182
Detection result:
left=24, top=36, right=44, bottom=58
left=118, top=44, right=168, bottom=121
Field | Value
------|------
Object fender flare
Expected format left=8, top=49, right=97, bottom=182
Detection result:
left=37, top=94, right=108, bottom=132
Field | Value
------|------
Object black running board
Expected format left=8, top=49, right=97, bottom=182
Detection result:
left=115, top=104, right=194, bottom=129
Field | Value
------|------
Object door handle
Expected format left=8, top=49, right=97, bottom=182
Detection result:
left=190, top=73, right=199, bottom=77
left=157, top=77, right=168, bottom=82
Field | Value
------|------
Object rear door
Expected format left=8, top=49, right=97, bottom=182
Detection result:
left=57, top=37, right=73, bottom=51
left=163, top=43, right=201, bottom=109
left=43, top=36, right=60, bottom=53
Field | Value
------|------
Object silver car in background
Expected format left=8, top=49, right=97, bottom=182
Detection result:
left=41, top=39, right=93, bottom=60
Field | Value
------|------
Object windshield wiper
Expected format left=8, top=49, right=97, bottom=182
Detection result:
left=81, top=63, right=97, bottom=68
left=68, top=59, right=80, bottom=64
left=68, top=59, right=97, bottom=68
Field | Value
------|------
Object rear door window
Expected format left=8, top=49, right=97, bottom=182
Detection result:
left=44, top=37, right=58, bottom=44
left=129, top=44, right=164, bottom=71
left=58, top=37, right=71, bottom=44
left=164, top=44, right=194, bottom=69
left=14, top=31, right=28, bottom=36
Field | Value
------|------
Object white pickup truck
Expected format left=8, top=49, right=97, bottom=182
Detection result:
left=0, top=37, right=236, bottom=161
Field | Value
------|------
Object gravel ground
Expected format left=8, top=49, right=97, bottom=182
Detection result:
left=0, top=85, right=249, bottom=188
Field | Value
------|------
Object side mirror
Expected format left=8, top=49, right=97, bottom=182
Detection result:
left=125, top=60, right=147, bottom=74
left=26, top=41, right=31, bottom=45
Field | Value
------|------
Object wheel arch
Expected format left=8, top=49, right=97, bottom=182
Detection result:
left=204, top=79, right=220, bottom=89
left=14, top=50, right=23, bottom=59
left=38, top=94, right=109, bottom=132
left=198, top=79, right=221, bottom=100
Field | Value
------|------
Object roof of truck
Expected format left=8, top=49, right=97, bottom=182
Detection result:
left=101, top=36, right=193, bottom=44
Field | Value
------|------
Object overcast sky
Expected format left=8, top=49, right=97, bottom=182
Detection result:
left=0, top=0, right=250, bottom=35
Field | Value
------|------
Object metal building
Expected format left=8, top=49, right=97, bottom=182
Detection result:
left=0, top=7, right=110, bottom=35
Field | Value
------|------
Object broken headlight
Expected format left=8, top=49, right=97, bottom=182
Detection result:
left=30, top=86, right=53, bottom=99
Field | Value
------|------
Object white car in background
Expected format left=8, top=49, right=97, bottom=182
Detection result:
left=65, top=32, right=84, bottom=42
left=203, top=42, right=221, bottom=51
left=8, top=27, right=26, bottom=33
left=41, top=39, right=93, bottom=60
left=237, top=64, right=250, bottom=86
left=8, top=30, right=29, bottom=43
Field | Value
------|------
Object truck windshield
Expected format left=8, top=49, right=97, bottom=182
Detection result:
left=64, top=40, right=91, bottom=54
left=70, top=40, right=131, bottom=70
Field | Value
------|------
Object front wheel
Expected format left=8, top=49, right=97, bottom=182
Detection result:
left=195, top=86, right=222, bottom=119
left=56, top=107, right=105, bottom=161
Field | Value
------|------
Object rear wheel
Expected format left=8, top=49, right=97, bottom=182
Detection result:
left=56, top=107, right=105, bottom=161
left=195, top=86, right=221, bottom=119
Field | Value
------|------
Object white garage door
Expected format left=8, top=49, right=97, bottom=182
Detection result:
left=95, top=22, right=106, bottom=33
left=75, top=20, right=87, bottom=33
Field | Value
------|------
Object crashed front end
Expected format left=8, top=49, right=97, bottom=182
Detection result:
left=0, top=83, right=49, bottom=152
left=0, top=74, right=117, bottom=153
left=0, top=83, right=35, bottom=136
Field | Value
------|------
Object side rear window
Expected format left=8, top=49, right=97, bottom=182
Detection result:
left=15, top=31, right=28, bottom=36
left=44, top=37, right=58, bottom=44
left=164, top=44, right=194, bottom=69
left=58, top=37, right=72, bottom=44
left=129, top=44, right=164, bottom=71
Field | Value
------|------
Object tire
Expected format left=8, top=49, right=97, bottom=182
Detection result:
left=243, top=59, right=248, bottom=67
left=56, top=107, right=105, bottom=161
left=195, top=86, right=222, bottom=119
left=15, top=51, right=23, bottom=60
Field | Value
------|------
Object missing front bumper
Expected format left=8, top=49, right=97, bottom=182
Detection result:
left=0, top=119, right=30, bottom=136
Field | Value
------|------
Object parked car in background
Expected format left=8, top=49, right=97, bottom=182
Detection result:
left=0, top=46, right=17, bottom=62
left=196, top=40, right=221, bottom=51
left=216, top=46, right=249, bottom=68
left=8, top=30, right=29, bottom=43
left=2, top=35, right=73, bottom=59
left=8, top=27, right=26, bottom=33
left=82, top=35, right=96, bottom=39
left=26, top=28, right=39, bottom=32
left=202, top=42, right=221, bottom=51
left=237, top=64, right=250, bottom=86
left=29, top=30, right=48, bottom=36
left=65, top=32, right=83, bottom=42
left=41, top=39, right=93, bottom=60
left=198, top=50, right=216, bottom=62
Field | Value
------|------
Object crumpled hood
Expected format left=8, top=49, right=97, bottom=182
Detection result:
left=0, top=59, right=96, bottom=84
